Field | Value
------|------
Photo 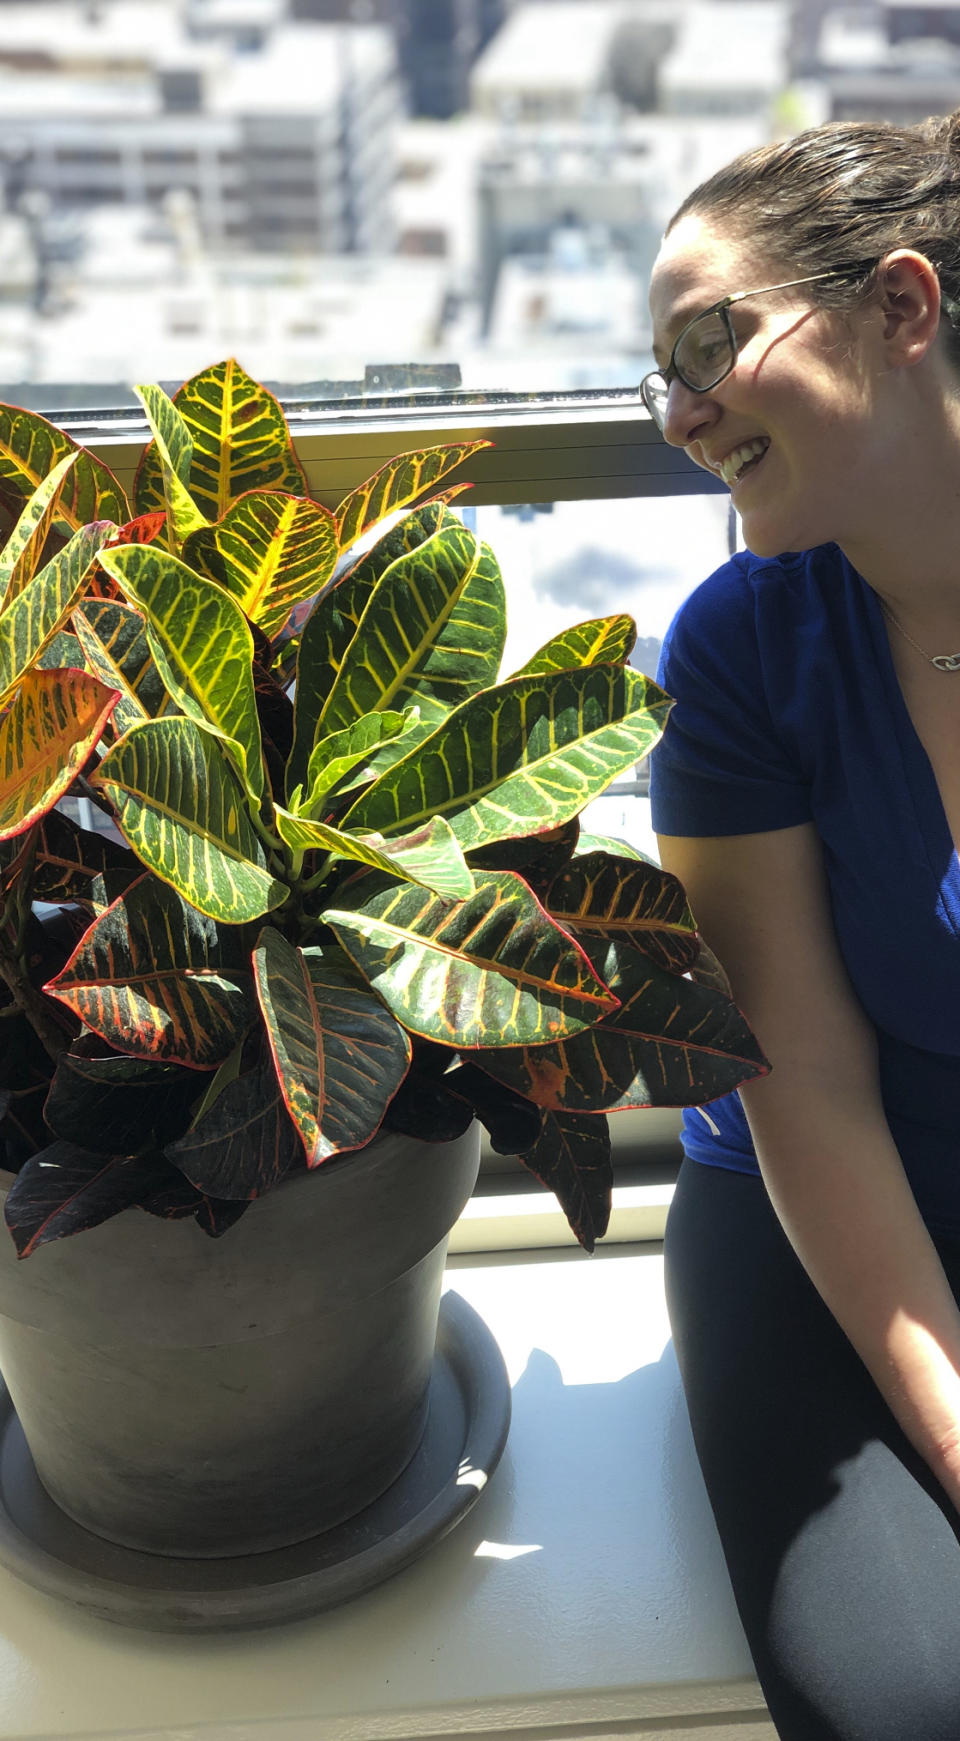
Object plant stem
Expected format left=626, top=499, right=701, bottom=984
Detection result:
left=0, top=940, right=71, bottom=1061
left=0, top=824, right=71, bottom=1062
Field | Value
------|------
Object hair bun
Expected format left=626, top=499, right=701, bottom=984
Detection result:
left=920, top=109, right=960, bottom=157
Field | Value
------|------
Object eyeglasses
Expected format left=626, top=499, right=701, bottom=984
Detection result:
left=640, top=270, right=859, bottom=433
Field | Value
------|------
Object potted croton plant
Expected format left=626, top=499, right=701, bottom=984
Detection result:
left=0, top=360, right=766, bottom=1609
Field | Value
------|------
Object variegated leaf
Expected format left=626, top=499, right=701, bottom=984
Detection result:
left=134, top=382, right=207, bottom=543
left=539, top=850, right=698, bottom=974
left=133, top=359, right=307, bottom=522
left=275, top=807, right=474, bottom=899
left=318, top=521, right=505, bottom=741
left=0, top=452, right=78, bottom=609
left=343, top=666, right=673, bottom=851
left=336, top=440, right=490, bottom=550
left=0, top=520, right=116, bottom=706
left=91, top=716, right=287, bottom=924
left=253, top=930, right=411, bottom=1165
left=99, top=543, right=265, bottom=801
left=0, top=406, right=129, bottom=532
left=288, top=502, right=447, bottom=794
left=478, top=943, right=768, bottom=1112
left=317, top=515, right=480, bottom=734
left=72, top=597, right=171, bottom=735
left=513, top=614, right=637, bottom=677
left=43, top=873, right=257, bottom=1067
left=183, top=490, right=338, bottom=639
left=0, top=668, right=120, bottom=840
left=323, top=868, right=617, bottom=1047
left=38, top=629, right=82, bottom=670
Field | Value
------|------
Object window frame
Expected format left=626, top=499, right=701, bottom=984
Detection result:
left=75, top=395, right=723, bottom=508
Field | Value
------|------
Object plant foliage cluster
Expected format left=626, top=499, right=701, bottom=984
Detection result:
left=0, top=360, right=766, bottom=1259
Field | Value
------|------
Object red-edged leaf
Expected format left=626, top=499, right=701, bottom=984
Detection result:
left=43, top=872, right=257, bottom=1068
left=540, top=850, right=699, bottom=974
left=336, top=441, right=490, bottom=550
left=253, top=930, right=411, bottom=1165
left=0, top=669, right=120, bottom=841
left=478, top=944, right=768, bottom=1112
left=108, top=512, right=169, bottom=548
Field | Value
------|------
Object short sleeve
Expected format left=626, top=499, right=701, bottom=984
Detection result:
left=649, top=553, right=814, bottom=837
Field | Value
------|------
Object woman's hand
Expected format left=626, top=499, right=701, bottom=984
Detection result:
left=659, top=822, right=960, bottom=1509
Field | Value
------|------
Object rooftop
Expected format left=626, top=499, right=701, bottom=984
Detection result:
left=471, top=1, right=630, bottom=100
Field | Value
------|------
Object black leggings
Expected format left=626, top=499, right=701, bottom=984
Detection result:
left=664, top=1157, right=960, bottom=1741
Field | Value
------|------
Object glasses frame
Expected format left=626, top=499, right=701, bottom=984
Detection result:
left=640, top=269, right=864, bottom=430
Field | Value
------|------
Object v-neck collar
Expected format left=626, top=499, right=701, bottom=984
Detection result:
left=856, top=559, right=960, bottom=897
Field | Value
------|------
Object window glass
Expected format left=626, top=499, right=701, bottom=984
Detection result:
left=470, top=490, right=733, bottom=860
left=0, top=0, right=807, bottom=411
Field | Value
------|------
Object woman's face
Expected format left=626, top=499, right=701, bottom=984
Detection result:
left=648, top=212, right=887, bottom=558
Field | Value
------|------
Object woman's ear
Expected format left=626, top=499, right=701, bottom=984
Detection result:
left=875, top=249, right=943, bottom=367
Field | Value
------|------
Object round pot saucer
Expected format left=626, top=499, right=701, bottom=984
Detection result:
left=0, top=1290, right=511, bottom=1632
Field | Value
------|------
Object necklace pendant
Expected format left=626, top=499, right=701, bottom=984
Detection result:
left=932, top=653, right=960, bottom=671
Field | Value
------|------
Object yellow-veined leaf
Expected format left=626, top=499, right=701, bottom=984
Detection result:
left=183, top=489, right=338, bottom=638
left=91, top=716, right=287, bottom=924
left=134, top=383, right=208, bottom=543
left=0, top=452, right=78, bottom=609
left=324, top=869, right=617, bottom=1047
left=336, top=440, right=490, bottom=550
left=133, top=358, right=306, bottom=522
left=275, top=806, right=474, bottom=900
left=512, top=614, right=637, bottom=677
left=0, top=521, right=116, bottom=706
left=99, top=542, right=265, bottom=801
left=71, top=598, right=171, bottom=735
left=343, top=666, right=673, bottom=851
left=0, top=404, right=129, bottom=531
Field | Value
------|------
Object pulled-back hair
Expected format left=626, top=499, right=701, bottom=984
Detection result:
left=669, top=112, right=960, bottom=367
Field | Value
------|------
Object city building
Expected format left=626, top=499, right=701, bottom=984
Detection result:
left=0, top=2, right=402, bottom=253
left=657, top=0, right=790, bottom=117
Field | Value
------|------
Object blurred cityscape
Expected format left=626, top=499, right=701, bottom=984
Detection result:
left=4, top=0, right=957, bottom=849
left=0, top=0, right=955, bottom=406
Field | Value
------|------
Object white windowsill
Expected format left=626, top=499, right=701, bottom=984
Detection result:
left=0, top=1242, right=773, bottom=1741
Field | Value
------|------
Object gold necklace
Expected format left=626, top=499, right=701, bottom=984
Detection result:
left=880, top=601, right=960, bottom=672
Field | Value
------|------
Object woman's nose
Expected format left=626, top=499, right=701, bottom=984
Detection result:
left=661, top=379, right=721, bottom=449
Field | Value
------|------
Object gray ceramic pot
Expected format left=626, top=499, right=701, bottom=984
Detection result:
left=0, top=1122, right=480, bottom=1558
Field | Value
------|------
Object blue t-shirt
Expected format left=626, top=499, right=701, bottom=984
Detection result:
left=649, top=543, right=960, bottom=1240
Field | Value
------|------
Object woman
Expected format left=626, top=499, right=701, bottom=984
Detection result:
left=644, top=114, right=960, bottom=1741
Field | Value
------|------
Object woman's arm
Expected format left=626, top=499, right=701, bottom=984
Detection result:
left=659, top=822, right=960, bottom=1507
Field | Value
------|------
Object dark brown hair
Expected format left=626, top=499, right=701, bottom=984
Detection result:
left=669, top=112, right=960, bottom=367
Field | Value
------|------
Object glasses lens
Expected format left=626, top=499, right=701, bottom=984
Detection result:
left=675, top=308, right=734, bottom=390
left=641, top=373, right=669, bottom=429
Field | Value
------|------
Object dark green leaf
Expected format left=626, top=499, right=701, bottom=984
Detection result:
left=519, top=1110, right=612, bottom=1252
left=165, top=1042, right=303, bottom=1199
left=4, top=1143, right=170, bottom=1257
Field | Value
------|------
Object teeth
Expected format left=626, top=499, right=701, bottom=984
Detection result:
left=719, top=439, right=769, bottom=486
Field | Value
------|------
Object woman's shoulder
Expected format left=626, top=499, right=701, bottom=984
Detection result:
left=664, top=543, right=849, bottom=672
left=678, top=542, right=845, bottom=623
